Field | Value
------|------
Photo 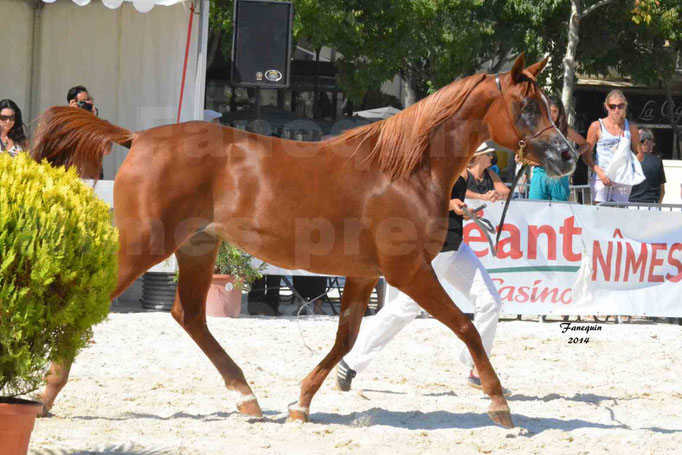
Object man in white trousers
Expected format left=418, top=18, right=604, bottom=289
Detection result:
left=336, top=170, right=509, bottom=395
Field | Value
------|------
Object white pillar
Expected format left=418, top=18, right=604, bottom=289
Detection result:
left=193, top=0, right=210, bottom=120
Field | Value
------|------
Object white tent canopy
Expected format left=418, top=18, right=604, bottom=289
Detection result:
left=2, top=0, right=209, bottom=178
left=42, top=0, right=186, bottom=14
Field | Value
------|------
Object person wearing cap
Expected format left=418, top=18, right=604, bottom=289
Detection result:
left=628, top=128, right=666, bottom=204
left=203, top=109, right=223, bottom=124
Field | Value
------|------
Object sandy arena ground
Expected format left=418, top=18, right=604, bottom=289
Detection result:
left=28, top=309, right=682, bottom=455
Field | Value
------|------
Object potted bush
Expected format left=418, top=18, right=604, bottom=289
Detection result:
left=0, top=154, right=117, bottom=455
left=205, top=242, right=264, bottom=317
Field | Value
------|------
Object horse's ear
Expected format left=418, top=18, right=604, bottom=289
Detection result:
left=525, top=56, right=549, bottom=78
left=510, top=52, right=526, bottom=83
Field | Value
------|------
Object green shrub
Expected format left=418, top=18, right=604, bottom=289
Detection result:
left=0, top=153, right=118, bottom=397
left=214, top=242, right=265, bottom=289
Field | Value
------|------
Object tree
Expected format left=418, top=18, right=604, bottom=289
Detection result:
left=207, top=0, right=234, bottom=69
left=631, top=0, right=682, bottom=137
left=559, top=1, right=620, bottom=122
left=295, top=0, right=537, bottom=106
left=555, top=0, right=681, bottom=124
left=207, top=1, right=553, bottom=107
left=206, top=0, right=680, bottom=123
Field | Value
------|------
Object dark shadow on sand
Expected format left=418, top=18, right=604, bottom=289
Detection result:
left=70, top=408, right=279, bottom=422
left=30, top=445, right=178, bottom=455
left=421, top=391, right=458, bottom=397
left=360, top=388, right=408, bottom=395
left=508, top=393, right=619, bottom=404
left=59, top=405, right=682, bottom=436
left=306, top=408, right=632, bottom=434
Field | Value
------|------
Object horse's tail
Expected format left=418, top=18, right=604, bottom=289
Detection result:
left=31, top=106, right=136, bottom=179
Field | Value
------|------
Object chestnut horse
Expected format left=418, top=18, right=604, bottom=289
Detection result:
left=32, top=54, right=576, bottom=428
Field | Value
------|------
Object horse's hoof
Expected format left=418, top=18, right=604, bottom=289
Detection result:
left=237, top=397, right=263, bottom=418
left=287, top=403, right=310, bottom=423
left=36, top=401, right=50, bottom=418
left=488, top=404, right=514, bottom=429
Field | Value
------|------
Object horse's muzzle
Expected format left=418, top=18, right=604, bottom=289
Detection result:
left=543, top=144, right=578, bottom=178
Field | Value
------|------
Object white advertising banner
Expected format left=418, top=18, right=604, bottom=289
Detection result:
left=462, top=201, right=682, bottom=317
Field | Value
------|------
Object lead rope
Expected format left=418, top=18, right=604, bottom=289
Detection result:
left=495, top=163, right=529, bottom=249
left=296, top=297, right=325, bottom=355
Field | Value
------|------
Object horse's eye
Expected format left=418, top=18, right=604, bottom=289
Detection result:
left=522, top=100, right=538, bottom=114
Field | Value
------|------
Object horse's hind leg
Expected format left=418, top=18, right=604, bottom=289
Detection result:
left=289, top=276, right=377, bottom=422
left=392, top=265, right=513, bottom=428
left=38, top=247, right=159, bottom=416
left=172, top=231, right=262, bottom=417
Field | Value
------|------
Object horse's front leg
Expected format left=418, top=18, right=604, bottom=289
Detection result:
left=172, top=232, right=263, bottom=417
left=288, top=276, right=378, bottom=422
left=389, top=264, right=514, bottom=429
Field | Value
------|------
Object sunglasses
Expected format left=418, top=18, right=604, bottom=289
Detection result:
left=607, top=103, right=627, bottom=110
left=0, top=115, right=16, bottom=121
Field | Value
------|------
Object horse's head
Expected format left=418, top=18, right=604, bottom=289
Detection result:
left=485, top=54, right=578, bottom=177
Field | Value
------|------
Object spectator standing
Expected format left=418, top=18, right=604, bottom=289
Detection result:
left=583, top=90, right=642, bottom=203
left=67, top=85, right=98, bottom=117
left=67, top=86, right=103, bottom=178
left=0, top=99, right=28, bottom=157
left=628, top=128, right=666, bottom=203
left=529, top=96, right=587, bottom=201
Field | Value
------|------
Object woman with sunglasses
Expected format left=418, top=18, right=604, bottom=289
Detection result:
left=583, top=90, right=642, bottom=203
left=0, top=99, right=28, bottom=157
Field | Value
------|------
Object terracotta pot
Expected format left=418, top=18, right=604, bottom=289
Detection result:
left=0, top=398, right=42, bottom=455
left=206, top=275, right=242, bottom=318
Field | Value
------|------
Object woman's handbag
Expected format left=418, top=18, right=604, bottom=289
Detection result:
left=604, top=134, right=645, bottom=186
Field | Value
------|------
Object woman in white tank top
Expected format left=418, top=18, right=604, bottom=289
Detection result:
left=583, top=90, right=642, bottom=203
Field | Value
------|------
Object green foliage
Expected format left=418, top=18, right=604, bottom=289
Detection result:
left=209, top=0, right=235, bottom=61
left=0, top=153, right=118, bottom=397
left=208, top=1, right=680, bottom=103
left=296, top=0, right=497, bottom=101
left=213, top=242, right=264, bottom=289
left=578, top=0, right=681, bottom=86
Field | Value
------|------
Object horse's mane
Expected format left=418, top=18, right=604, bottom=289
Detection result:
left=325, top=72, right=488, bottom=178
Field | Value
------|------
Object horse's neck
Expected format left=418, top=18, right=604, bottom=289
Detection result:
left=428, top=89, right=494, bottom=189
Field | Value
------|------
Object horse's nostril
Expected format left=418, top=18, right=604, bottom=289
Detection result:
left=561, top=150, right=573, bottom=162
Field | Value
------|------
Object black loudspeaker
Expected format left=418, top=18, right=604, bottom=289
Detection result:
left=231, top=0, right=293, bottom=88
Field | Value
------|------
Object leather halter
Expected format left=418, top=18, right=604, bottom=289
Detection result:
left=494, top=74, right=555, bottom=165
left=492, top=73, right=554, bottom=250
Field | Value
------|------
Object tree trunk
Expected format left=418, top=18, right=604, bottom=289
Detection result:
left=561, top=0, right=617, bottom=126
left=206, top=28, right=222, bottom=70
left=314, top=48, right=320, bottom=118
left=664, top=81, right=682, bottom=139
left=664, top=81, right=682, bottom=159
left=561, top=0, right=581, bottom=126
left=402, top=71, right=417, bottom=108
left=491, top=47, right=512, bottom=74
